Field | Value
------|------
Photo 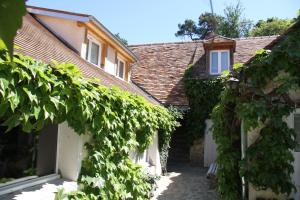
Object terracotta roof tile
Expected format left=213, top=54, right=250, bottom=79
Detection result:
left=14, top=14, right=158, bottom=104
left=130, top=36, right=278, bottom=106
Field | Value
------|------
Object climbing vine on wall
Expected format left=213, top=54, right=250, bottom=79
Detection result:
left=212, top=18, right=300, bottom=200
left=184, top=64, right=223, bottom=143
left=211, top=86, right=242, bottom=200
left=0, top=50, right=180, bottom=199
left=158, top=106, right=183, bottom=174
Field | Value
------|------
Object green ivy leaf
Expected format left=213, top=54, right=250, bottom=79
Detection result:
left=0, top=0, right=26, bottom=58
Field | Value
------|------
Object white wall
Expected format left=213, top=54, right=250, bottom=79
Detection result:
left=129, top=133, right=162, bottom=176
left=286, top=109, right=300, bottom=200
left=204, top=119, right=217, bottom=167
left=56, top=122, right=90, bottom=181
left=56, top=123, right=162, bottom=181
left=104, top=46, right=116, bottom=75
left=35, top=15, right=86, bottom=56
left=147, top=133, right=162, bottom=175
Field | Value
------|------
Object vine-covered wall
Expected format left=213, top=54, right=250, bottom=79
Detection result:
left=0, top=50, right=180, bottom=199
left=183, top=64, right=223, bottom=144
left=212, top=18, right=300, bottom=200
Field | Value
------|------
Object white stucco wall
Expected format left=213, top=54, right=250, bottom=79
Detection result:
left=34, top=15, right=86, bottom=56
left=104, top=46, right=116, bottom=75
left=147, top=133, right=162, bottom=175
left=56, top=122, right=90, bottom=181
left=130, top=133, right=162, bottom=176
left=286, top=109, right=300, bottom=200
left=204, top=119, right=217, bottom=167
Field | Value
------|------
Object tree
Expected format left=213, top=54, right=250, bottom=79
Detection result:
left=249, top=18, right=293, bottom=36
left=175, top=19, right=199, bottom=40
left=218, top=2, right=252, bottom=38
left=197, top=13, right=224, bottom=39
left=115, top=33, right=128, bottom=45
left=175, top=2, right=252, bottom=39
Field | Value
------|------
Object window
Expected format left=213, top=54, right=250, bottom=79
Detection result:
left=210, top=50, right=230, bottom=75
left=86, top=36, right=101, bottom=66
left=294, top=114, right=300, bottom=152
left=116, top=59, right=125, bottom=79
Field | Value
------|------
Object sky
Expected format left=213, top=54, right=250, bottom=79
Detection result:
left=27, top=0, right=299, bottom=45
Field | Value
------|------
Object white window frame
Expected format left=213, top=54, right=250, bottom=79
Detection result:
left=116, top=58, right=125, bottom=80
left=86, top=35, right=101, bottom=67
left=209, top=50, right=230, bottom=75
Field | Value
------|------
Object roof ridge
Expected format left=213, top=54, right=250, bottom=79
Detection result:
left=234, top=35, right=279, bottom=40
left=129, top=40, right=203, bottom=47
left=130, top=35, right=279, bottom=47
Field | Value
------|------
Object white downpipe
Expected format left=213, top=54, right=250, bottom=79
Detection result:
left=241, top=120, right=247, bottom=200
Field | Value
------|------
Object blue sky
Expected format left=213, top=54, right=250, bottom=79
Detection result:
left=27, top=0, right=299, bottom=45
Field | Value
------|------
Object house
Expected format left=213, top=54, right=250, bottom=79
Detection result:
left=1, top=5, right=298, bottom=200
left=129, top=19, right=300, bottom=199
left=129, top=34, right=277, bottom=165
left=0, top=6, right=161, bottom=198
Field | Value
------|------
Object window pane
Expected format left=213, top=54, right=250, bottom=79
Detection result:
left=221, top=52, right=229, bottom=72
left=118, top=61, right=124, bottom=79
left=294, top=114, right=300, bottom=152
left=211, top=52, right=218, bottom=74
left=90, top=42, right=99, bottom=65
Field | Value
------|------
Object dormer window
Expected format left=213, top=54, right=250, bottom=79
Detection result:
left=86, top=35, right=101, bottom=66
left=210, top=50, right=230, bottom=75
left=116, top=59, right=125, bottom=79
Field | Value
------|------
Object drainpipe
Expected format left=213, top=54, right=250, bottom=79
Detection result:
left=241, top=120, right=247, bottom=200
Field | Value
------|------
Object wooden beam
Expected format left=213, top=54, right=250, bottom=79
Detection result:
left=101, top=43, right=107, bottom=68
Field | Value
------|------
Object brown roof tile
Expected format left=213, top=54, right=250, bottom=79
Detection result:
left=14, top=14, right=158, bottom=104
left=130, top=36, right=278, bottom=106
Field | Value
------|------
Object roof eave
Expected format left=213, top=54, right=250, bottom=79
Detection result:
left=26, top=6, right=138, bottom=62
left=88, top=16, right=138, bottom=62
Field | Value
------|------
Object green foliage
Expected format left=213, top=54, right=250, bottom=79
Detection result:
left=0, top=0, right=26, bottom=57
left=175, top=2, right=252, bottom=39
left=175, top=19, right=200, bottom=40
left=218, top=1, right=252, bottom=38
left=250, top=18, right=293, bottom=37
left=0, top=50, right=179, bottom=199
left=211, top=88, right=242, bottom=200
left=212, top=19, right=300, bottom=199
left=158, top=106, right=183, bottom=174
left=115, top=33, right=128, bottom=45
left=184, top=65, right=223, bottom=143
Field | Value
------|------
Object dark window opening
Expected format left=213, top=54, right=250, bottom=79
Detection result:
left=0, top=124, right=58, bottom=185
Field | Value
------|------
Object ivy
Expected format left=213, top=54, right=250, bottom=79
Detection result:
left=0, top=50, right=180, bottom=199
left=211, top=88, right=242, bottom=200
left=184, top=64, right=223, bottom=143
left=0, top=0, right=26, bottom=57
left=158, top=106, right=183, bottom=174
left=212, top=18, right=300, bottom=199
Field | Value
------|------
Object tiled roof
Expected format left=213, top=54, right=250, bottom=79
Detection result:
left=130, top=36, right=278, bottom=106
left=14, top=14, right=158, bottom=104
